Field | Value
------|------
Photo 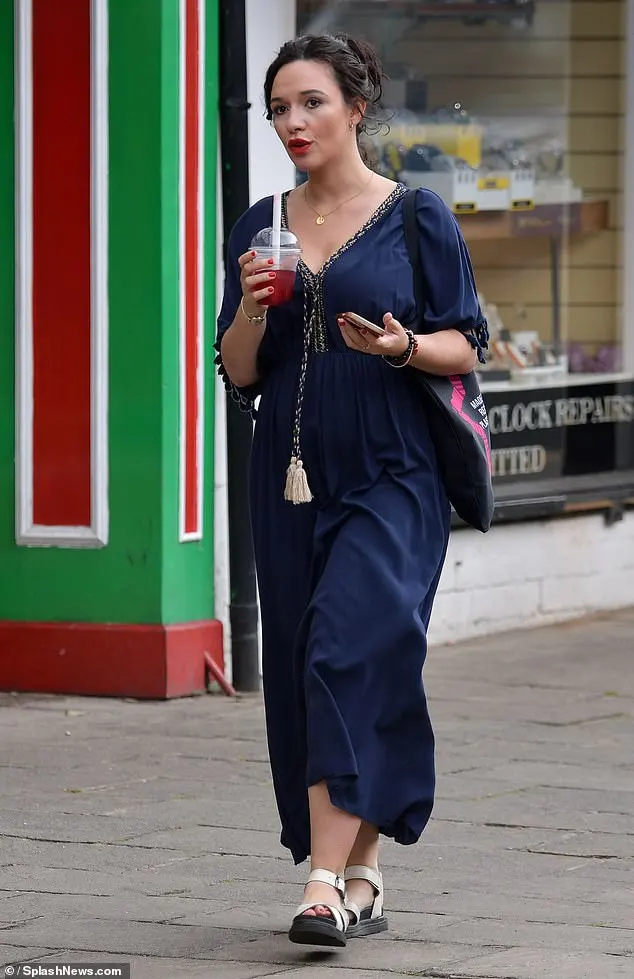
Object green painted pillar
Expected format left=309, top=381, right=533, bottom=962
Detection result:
left=0, top=0, right=223, bottom=698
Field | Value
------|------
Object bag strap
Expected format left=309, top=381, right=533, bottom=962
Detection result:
left=402, top=189, right=426, bottom=329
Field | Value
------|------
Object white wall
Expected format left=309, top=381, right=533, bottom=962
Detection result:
left=215, top=1, right=296, bottom=681
left=429, top=512, right=634, bottom=646
left=245, top=0, right=296, bottom=205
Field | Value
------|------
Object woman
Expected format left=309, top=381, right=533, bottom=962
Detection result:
left=216, top=34, right=487, bottom=948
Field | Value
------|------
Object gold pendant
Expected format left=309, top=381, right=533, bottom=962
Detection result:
left=315, top=214, right=325, bottom=226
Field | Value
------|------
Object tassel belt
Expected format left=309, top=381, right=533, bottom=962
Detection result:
left=284, top=301, right=316, bottom=505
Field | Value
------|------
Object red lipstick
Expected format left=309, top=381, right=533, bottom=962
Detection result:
left=288, top=138, right=313, bottom=155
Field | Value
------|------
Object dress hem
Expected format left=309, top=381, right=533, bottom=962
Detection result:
left=284, top=778, right=435, bottom=866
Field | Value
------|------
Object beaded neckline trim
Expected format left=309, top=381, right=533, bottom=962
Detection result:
left=281, top=183, right=406, bottom=283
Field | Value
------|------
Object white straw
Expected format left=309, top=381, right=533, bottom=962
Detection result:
left=272, top=192, right=282, bottom=263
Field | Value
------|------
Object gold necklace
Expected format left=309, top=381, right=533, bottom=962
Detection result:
left=304, top=172, right=374, bottom=225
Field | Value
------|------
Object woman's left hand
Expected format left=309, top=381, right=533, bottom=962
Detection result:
left=338, top=312, right=410, bottom=358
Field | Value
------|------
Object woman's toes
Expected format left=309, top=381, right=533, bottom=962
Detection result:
left=301, top=904, right=333, bottom=919
left=302, top=883, right=341, bottom=917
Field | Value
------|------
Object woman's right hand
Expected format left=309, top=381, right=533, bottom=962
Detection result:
left=238, top=250, right=276, bottom=318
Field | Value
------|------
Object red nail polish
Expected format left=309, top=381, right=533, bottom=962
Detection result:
left=268, top=271, right=276, bottom=278
left=251, top=251, right=257, bottom=257
left=268, top=287, right=274, bottom=293
left=268, top=258, right=275, bottom=265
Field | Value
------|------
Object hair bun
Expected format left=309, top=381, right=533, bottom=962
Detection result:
left=336, top=34, right=384, bottom=103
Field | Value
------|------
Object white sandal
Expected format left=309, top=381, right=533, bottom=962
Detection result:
left=288, top=868, right=348, bottom=947
left=344, top=865, right=388, bottom=938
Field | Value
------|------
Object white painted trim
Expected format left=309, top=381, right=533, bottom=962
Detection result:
left=178, top=0, right=205, bottom=543
left=90, top=0, right=110, bottom=546
left=15, top=0, right=109, bottom=549
left=15, top=0, right=35, bottom=546
left=19, top=525, right=107, bottom=548
left=214, top=141, right=231, bottom=676
left=178, top=0, right=187, bottom=541
left=196, top=0, right=206, bottom=541
left=624, top=0, right=634, bottom=374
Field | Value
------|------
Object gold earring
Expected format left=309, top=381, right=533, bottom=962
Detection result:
left=349, top=120, right=354, bottom=131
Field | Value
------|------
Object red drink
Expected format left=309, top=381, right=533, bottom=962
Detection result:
left=252, top=268, right=297, bottom=307
left=248, top=231, right=301, bottom=308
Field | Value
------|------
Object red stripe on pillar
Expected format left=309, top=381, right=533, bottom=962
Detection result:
left=32, top=0, right=92, bottom=527
left=184, top=0, right=201, bottom=537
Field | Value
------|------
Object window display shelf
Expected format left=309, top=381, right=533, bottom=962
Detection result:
left=457, top=198, right=609, bottom=362
left=457, top=198, right=609, bottom=243
left=480, top=371, right=632, bottom=395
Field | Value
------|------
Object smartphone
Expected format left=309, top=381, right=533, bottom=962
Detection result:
left=339, top=311, right=385, bottom=336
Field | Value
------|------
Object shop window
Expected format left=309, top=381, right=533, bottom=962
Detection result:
left=296, top=0, right=634, bottom=516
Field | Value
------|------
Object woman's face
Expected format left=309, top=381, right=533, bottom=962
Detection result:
left=269, top=59, right=362, bottom=170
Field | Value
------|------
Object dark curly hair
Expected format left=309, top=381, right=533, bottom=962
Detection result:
left=264, top=33, right=387, bottom=140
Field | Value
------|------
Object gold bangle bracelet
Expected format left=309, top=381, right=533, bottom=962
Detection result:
left=240, top=296, right=267, bottom=325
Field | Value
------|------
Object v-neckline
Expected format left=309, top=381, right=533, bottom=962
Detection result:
left=282, top=183, right=406, bottom=280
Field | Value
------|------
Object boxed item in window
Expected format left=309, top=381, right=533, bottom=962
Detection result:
left=399, top=144, right=479, bottom=212
left=510, top=168, right=535, bottom=210
left=476, top=170, right=535, bottom=211
left=534, top=178, right=583, bottom=204
left=481, top=136, right=535, bottom=209
left=401, top=168, right=479, bottom=213
left=477, top=173, right=511, bottom=211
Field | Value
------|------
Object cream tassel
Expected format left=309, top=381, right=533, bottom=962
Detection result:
left=284, top=455, right=313, bottom=505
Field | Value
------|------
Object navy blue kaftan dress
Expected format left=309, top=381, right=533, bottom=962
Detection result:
left=216, top=185, right=486, bottom=865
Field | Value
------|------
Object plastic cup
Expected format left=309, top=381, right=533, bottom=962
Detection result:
left=249, top=228, right=301, bottom=307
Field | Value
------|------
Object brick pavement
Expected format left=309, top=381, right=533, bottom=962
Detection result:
left=1, top=609, right=633, bottom=978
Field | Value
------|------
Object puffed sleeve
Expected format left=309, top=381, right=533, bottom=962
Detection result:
left=214, top=209, right=264, bottom=416
left=416, top=189, right=489, bottom=363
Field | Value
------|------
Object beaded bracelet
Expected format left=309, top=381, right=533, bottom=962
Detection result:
left=383, top=329, right=419, bottom=368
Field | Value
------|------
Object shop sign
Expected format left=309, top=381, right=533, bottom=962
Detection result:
left=483, top=379, right=634, bottom=483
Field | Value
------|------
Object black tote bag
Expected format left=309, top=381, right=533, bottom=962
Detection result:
left=402, top=189, right=494, bottom=533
